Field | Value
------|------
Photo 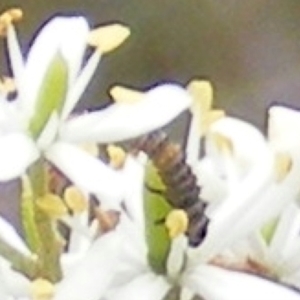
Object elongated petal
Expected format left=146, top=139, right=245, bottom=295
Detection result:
left=22, top=17, right=88, bottom=118
left=122, top=155, right=146, bottom=229
left=55, top=230, right=121, bottom=300
left=45, top=142, right=125, bottom=207
left=61, top=52, right=101, bottom=120
left=0, top=133, right=39, bottom=180
left=206, top=117, right=269, bottom=180
left=107, top=272, right=170, bottom=300
left=184, top=265, right=300, bottom=300
left=60, top=84, right=192, bottom=144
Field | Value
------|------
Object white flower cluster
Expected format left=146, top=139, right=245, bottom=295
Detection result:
left=0, top=9, right=300, bottom=300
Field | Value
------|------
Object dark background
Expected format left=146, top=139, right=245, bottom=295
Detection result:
left=1, top=0, right=300, bottom=226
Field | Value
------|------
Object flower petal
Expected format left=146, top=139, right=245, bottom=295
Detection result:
left=45, top=142, right=125, bottom=208
left=60, top=84, right=192, bottom=144
left=107, top=272, right=170, bottom=300
left=22, top=16, right=88, bottom=118
left=55, top=230, right=122, bottom=300
left=0, top=133, right=39, bottom=181
left=184, top=265, right=300, bottom=300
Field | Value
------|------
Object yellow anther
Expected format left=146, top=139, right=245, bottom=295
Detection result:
left=36, top=194, right=68, bottom=218
left=107, top=144, right=127, bottom=169
left=209, top=132, right=234, bottom=156
left=109, top=85, right=144, bottom=104
left=0, top=8, right=23, bottom=36
left=0, top=76, right=16, bottom=94
left=64, top=186, right=87, bottom=213
left=165, top=209, right=189, bottom=239
left=187, top=80, right=213, bottom=114
left=80, top=142, right=99, bottom=157
left=87, top=24, right=130, bottom=53
left=274, top=152, right=293, bottom=183
left=30, top=278, right=54, bottom=300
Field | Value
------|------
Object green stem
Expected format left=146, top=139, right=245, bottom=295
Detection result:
left=0, top=235, right=38, bottom=279
left=22, top=159, right=62, bottom=282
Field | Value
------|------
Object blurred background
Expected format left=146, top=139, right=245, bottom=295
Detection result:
left=1, top=0, right=300, bottom=225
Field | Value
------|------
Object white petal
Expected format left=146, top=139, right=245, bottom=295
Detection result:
left=0, top=133, right=39, bottom=181
left=36, top=112, right=59, bottom=150
left=0, top=216, right=31, bottom=256
left=269, top=203, right=300, bottom=271
left=196, top=157, right=275, bottom=261
left=107, top=272, right=170, bottom=300
left=23, top=17, right=88, bottom=117
left=207, top=117, right=269, bottom=180
left=7, top=25, right=25, bottom=97
left=60, top=84, right=192, bottom=144
left=61, top=52, right=101, bottom=120
left=184, top=265, right=300, bottom=300
left=122, top=155, right=146, bottom=230
left=55, top=230, right=121, bottom=300
left=46, top=142, right=125, bottom=207
left=268, top=106, right=300, bottom=149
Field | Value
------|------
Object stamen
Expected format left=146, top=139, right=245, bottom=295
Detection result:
left=109, top=85, right=144, bottom=104
left=30, top=278, right=54, bottom=300
left=36, top=194, right=68, bottom=218
left=274, top=152, right=292, bottom=183
left=107, top=144, right=127, bottom=169
left=165, top=209, right=189, bottom=239
left=0, top=8, right=23, bottom=36
left=87, top=24, right=130, bottom=54
left=64, top=186, right=88, bottom=213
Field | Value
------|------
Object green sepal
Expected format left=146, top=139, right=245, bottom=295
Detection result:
left=144, top=162, right=172, bottom=274
left=29, top=52, right=68, bottom=138
left=261, top=217, right=279, bottom=245
left=21, top=175, right=42, bottom=253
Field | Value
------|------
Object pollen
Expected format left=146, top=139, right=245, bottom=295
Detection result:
left=107, top=144, right=127, bottom=169
left=30, top=278, right=54, bottom=300
left=64, top=186, right=88, bottom=213
left=36, top=194, right=68, bottom=218
left=165, top=209, right=189, bottom=239
left=87, top=24, right=130, bottom=54
left=274, top=152, right=293, bottom=183
left=109, top=85, right=143, bottom=104
left=0, top=8, right=23, bottom=36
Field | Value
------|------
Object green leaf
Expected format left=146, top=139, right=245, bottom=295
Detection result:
left=29, top=52, right=68, bottom=138
left=144, top=162, right=172, bottom=274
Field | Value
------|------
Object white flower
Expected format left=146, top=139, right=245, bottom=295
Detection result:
left=225, top=201, right=300, bottom=290
left=194, top=108, right=300, bottom=261
left=0, top=12, right=191, bottom=205
left=102, top=156, right=300, bottom=300
left=0, top=210, right=124, bottom=300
